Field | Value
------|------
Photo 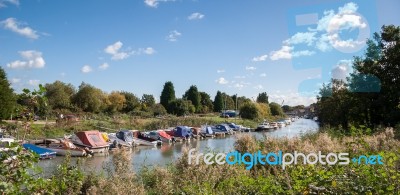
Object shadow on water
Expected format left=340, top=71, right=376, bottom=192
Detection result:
left=38, top=119, right=318, bottom=174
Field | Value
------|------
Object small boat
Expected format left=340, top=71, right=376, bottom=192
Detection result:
left=269, top=122, right=278, bottom=129
left=200, top=126, right=215, bottom=137
left=23, top=143, right=57, bottom=159
left=256, top=122, right=270, bottom=131
left=36, top=139, right=88, bottom=157
left=108, top=130, right=135, bottom=148
left=277, top=121, right=286, bottom=128
left=134, top=130, right=162, bottom=146
left=173, top=126, right=193, bottom=140
left=70, top=130, right=109, bottom=154
left=156, top=130, right=173, bottom=142
left=214, top=124, right=233, bottom=134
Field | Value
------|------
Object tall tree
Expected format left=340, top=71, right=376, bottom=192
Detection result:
left=120, top=91, right=140, bottom=113
left=141, top=94, right=155, bottom=111
left=0, top=67, right=15, bottom=120
left=221, top=93, right=235, bottom=110
left=107, top=91, right=126, bottom=113
left=269, top=102, right=284, bottom=116
left=256, top=92, right=269, bottom=104
left=160, top=81, right=176, bottom=113
left=168, top=98, right=195, bottom=116
left=199, top=92, right=213, bottom=113
left=183, top=85, right=201, bottom=113
left=44, top=81, right=75, bottom=110
left=213, top=91, right=224, bottom=112
left=73, top=82, right=106, bottom=113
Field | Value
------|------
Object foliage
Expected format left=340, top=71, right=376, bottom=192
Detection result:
left=199, top=92, right=213, bottom=113
left=213, top=91, right=224, bottom=112
left=168, top=98, right=195, bottom=116
left=0, top=67, right=16, bottom=120
left=256, top=92, right=269, bottom=104
left=152, top=103, right=167, bottom=116
left=269, top=102, right=284, bottom=116
left=255, top=102, right=271, bottom=119
left=73, top=82, right=107, bottom=113
left=317, top=25, right=400, bottom=132
left=107, top=91, right=126, bottom=113
left=183, top=85, right=201, bottom=113
left=44, top=80, right=76, bottom=111
left=239, top=102, right=259, bottom=120
left=120, top=91, right=140, bottom=113
left=160, top=81, right=176, bottom=113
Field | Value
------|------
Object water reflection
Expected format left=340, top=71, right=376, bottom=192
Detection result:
left=38, top=119, right=318, bottom=173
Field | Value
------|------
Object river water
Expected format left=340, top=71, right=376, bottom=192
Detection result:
left=38, top=119, right=318, bottom=175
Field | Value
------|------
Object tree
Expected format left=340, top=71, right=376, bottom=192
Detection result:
left=120, top=91, right=140, bottom=113
left=44, top=81, right=75, bottom=111
left=256, top=103, right=271, bottom=119
left=160, top=81, right=176, bottom=113
left=221, top=93, right=235, bottom=110
left=199, top=92, right=213, bottom=113
left=107, top=91, right=126, bottom=113
left=141, top=94, right=155, bottom=110
left=152, top=103, right=167, bottom=116
left=0, top=67, right=15, bottom=120
left=256, top=92, right=269, bottom=104
left=73, top=82, right=106, bottom=113
left=239, top=102, right=259, bottom=120
left=282, top=105, right=293, bottom=113
left=168, top=98, right=194, bottom=116
left=183, top=85, right=201, bottom=113
left=269, top=102, right=284, bottom=116
left=213, top=91, right=224, bottom=112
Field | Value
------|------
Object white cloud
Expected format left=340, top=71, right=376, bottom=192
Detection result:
left=252, top=54, right=268, bottom=62
left=270, top=46, right=315, bottom=60
left=10, top=78, right=20, bottom=84
left=1, top=18, right=38, bottom=39
left=217, top=69, right=225, bottom=73
left=284, top=32, right=317, bottom=46
left=0, top=0, right=19, bottom=8
left=166, top=30, right=181, bottom=42
left=331, top=59, right=352, bottom=81
left=142, top=47, right=156, bottom=55
left=234, top=76, right=246, bottom=79
left=245, top=66, right=256, bottom=71
left=234, top=83, right=244, bottom=89
left=254, top=84, right=263, bottom=90
left=28, top=79, right=40, bottom=86
left=215, top=77, right=228, bottom=85
left=144, top=0, right=175, bottom=8
left=7, top=50, right=45, bottom=69
left=60, top=72, right=66, bottom=77
left=81, top=65, right=93, bottom=73
left=269, top=92, right=317, bottom=106
left=188, top=12, right=205, bottom=20
left=260, top=73, right=266, bottom=77
left=104, top=41, right=130, bottom=60
left=99, top=63, right=109, bottom=70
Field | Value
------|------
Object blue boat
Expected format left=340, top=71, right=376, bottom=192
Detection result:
left=23, top=143, right=56, bottom=159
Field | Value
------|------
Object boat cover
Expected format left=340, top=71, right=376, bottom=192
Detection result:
left=75, top=130, right=108, bottom=147
left=175, top=126, right=191, bottom=137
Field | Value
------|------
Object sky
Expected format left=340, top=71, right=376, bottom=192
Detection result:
left=1, top=0, right=399, bottom=106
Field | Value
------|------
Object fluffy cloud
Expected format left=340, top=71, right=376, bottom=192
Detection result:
left=217, top=69, right=225, bottom=73
left=142, top=47, right=156, bottom=55
left=245, top=66, right=256, bottom=71
left=0, top=0, right=19, bottom=8
left=144, top=0, right=175, bottom=8
left=284, top=32, right=317, bottom=46
left=28, top=79, right=40, bottom=86
left=99, top=63, right=109, bottom=70
left=252, top=54, right=268, bottom=62
left=331, top=59, right=352, bottom=81
left=1, top=18, right=38, bottom=39
left=234, top=76, right=246, bottom=79
left=260, top=73, right=266, bottom=77
left=166, top=30, right=181, bottom=42
left=269, top=92, right=317, bottom=106
left=7, top=50, right=45, bottom=69
left=215, top=77, right=228, bottom=85
left=104, top=41, right=130, bottom=60
left=234, top=83, right=244, bottom=89
left=81, top=65, right=93, bottom=73
left=270, top=46, right=315, bottom=61
left=254, top=84, right=263, bottom=90
left=10, top=78, right=20, bottom=84
left=188, top=12, right=205, bottom=20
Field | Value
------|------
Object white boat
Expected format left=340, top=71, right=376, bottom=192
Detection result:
left=277, top=121, right=286, bottom=128
left=132, top=137, right=157, bottom=146
left=269, top=122, right=278, bottom=129
left=37, top=139, right=88, bottom=157
left=256, top=122, right=270, bottom=131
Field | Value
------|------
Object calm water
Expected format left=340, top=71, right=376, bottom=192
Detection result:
left=38, top=119, right=318, bottom=174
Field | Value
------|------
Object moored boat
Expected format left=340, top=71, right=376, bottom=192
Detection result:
left=37, top=139, right=88, bottom=157
left=70, top=130, right=109, bottom=154
left=23, top=143, right=57, bottom=159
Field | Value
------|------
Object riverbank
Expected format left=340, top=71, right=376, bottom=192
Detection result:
left=2, top=124, right=399, bottom=194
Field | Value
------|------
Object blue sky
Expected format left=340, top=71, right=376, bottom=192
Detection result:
left=1, top=0, right=399, bottom=106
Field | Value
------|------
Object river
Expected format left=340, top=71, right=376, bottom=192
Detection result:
left=38, top=119, right=318, bottom=175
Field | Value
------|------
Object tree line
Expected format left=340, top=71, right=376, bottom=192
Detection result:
left=317, top=25, right=400, bottom=132
left=0, top=71, right=285, bottom=120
